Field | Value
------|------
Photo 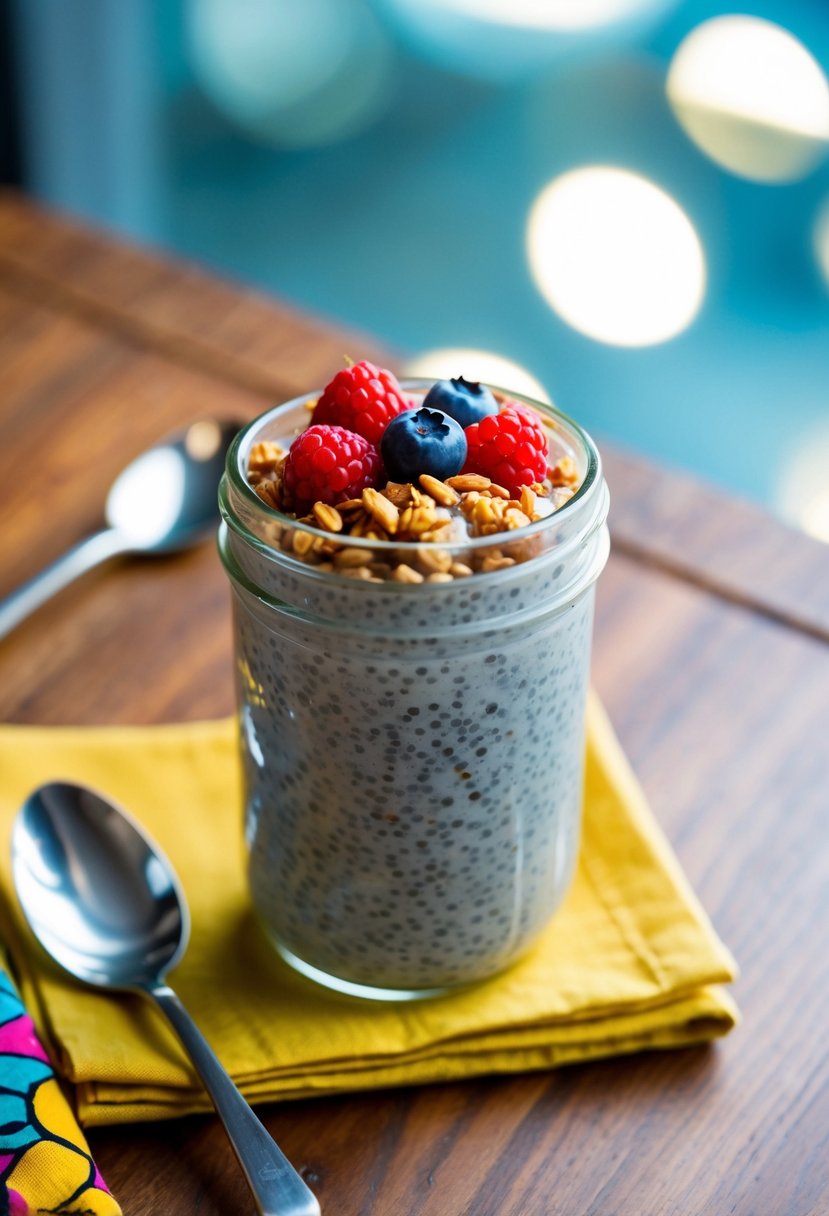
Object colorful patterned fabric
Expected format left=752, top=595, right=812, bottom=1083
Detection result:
left=0, top=970, right=121, bottom=1216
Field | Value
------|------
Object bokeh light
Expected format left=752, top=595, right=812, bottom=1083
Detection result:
left=776, top=425, right=829, bottom=543
left=410, top=0, right=664, bottom=31
left=186, top=0, right=392, bottom=148
left=526, top=166, right=706, bottom=347
left=813, top=196, right=829, bottom=289
left=374, top=0, right=674, bottom=80
left=403, top=349, right=551, bottom=403
left=184, top=420, right=224, bottom=461
left=667, top=15, right=829, bottom=182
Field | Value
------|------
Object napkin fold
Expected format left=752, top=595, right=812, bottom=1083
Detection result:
left=0, top=697, right=737, bottom=1128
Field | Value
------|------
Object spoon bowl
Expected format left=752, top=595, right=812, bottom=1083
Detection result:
left=13, top=782, right=188, bottom=990
left=0, top=418, right=243, bottom=640
left=12, top=781, right=320, bottom=1216
left=105, top=419, right=240, bottom=551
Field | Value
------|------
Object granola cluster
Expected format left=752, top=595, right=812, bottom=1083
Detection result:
left=247, top=438, right=580, bottom=583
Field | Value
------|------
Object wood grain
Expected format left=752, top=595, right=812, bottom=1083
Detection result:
left=1, top=193, right=827, bottom=1216
left=603, top=446, right=829, bottom=643
left=0, top=190, right=389, bottom=402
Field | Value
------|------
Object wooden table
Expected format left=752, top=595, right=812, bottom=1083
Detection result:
left=1, top=191, right=827, bottom=1216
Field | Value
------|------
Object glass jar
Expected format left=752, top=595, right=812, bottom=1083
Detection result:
left=218, top=383, right=609, bottom=1000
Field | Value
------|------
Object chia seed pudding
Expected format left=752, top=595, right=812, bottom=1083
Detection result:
left=219, top=372, right=609, bottom=998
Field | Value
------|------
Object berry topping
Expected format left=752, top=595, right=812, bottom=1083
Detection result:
left=313, top=360, right=411, bottom=446
left=380, top=407, right=468, bottom=484
left=463, top=404, right=549, bottom=495
left=422, top=376, right=498, bottom=429
left=282, top=424, right=383, bottom=513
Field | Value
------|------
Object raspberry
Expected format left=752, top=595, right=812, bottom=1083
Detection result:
left=282, top=425, right=383, bottom=513
left=463, top=404, right=549, bottom=495
left=313, top=360, right=411, bottom=446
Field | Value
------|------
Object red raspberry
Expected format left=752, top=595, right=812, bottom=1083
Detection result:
left=313, top=360, right=411, bottom=446
left=282, top=425, right=383, bottom=513
left=463, top=404, right=549, bottom=495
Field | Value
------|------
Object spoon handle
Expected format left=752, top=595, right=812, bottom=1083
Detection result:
left=146, top=982, right=320, bottom=1216
left=0, top=529, right=130, bottom=640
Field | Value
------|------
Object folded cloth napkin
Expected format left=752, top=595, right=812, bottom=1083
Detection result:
left=0, top=963, right=121, bottom=1214
left=0, top=696, right=737, bottom=1128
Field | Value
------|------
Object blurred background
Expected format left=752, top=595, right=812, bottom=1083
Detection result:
left=2, top=0, right=829, bottom=540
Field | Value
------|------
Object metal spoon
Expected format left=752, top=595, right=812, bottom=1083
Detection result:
left=0, top=418, right=242, bottom=640
left=11, top=781, right=321, bottom=1216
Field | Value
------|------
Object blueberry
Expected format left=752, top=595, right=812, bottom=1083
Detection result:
left=380, top=407, right=467, bottom=483
left=422, top=377, right=498, bottom=429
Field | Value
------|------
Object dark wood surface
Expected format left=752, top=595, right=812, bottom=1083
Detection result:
left=1, top=192, right=827, bottom=1216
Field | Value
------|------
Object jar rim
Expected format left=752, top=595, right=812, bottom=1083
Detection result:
left=224, top=379, right=603, bottom=556
left=219, top=518, right=609, bottom=634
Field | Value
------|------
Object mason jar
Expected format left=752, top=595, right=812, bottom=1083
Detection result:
left=218, top=382, right=609, bottom=1000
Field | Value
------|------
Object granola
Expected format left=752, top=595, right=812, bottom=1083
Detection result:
left=244, top=373, right=582, bottom=581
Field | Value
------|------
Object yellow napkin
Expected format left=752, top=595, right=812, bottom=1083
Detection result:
left=0, top=697, right=737, bottom=1127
